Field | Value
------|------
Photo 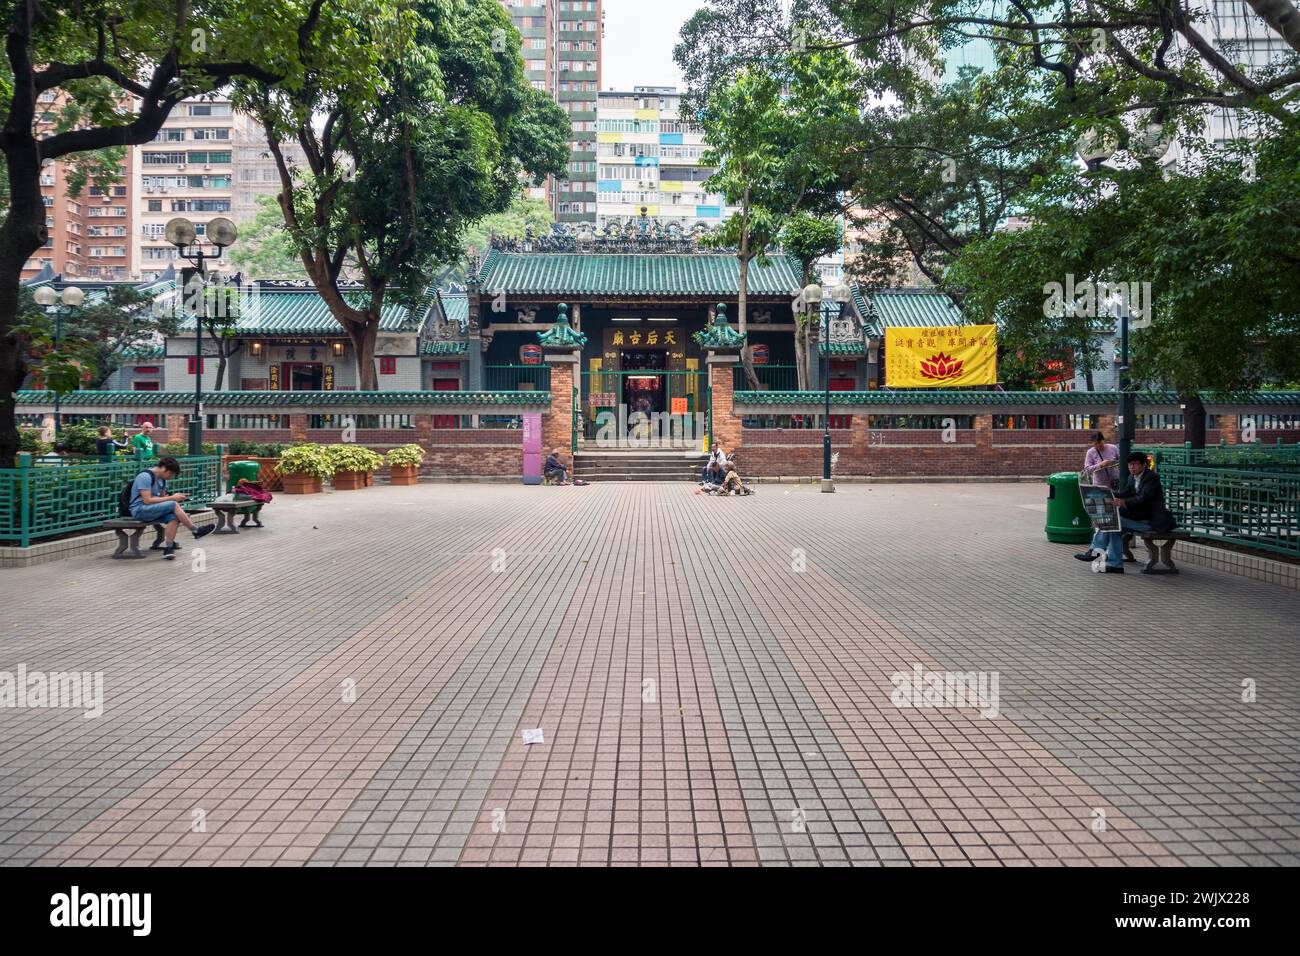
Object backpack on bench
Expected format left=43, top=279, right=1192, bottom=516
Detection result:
left=117, top=470, right=152, bottom=518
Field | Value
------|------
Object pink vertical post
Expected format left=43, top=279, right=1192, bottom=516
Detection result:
left=522, top=413, right=542, bottom=485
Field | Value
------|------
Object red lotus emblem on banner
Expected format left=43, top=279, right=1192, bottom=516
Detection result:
left=919, top=352, right=964, bottom=381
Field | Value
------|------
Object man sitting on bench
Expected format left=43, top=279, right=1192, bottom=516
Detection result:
left=130, top=456, right=215, bottom=559
left=1090, top=452, right=1175, bottom=573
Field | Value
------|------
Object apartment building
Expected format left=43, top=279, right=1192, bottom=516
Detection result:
left=595, top=86, right=733, bottom=230
left=134, top=95, right=238, bottom=282
left=22, top=91, right=135, bottom=282
left=502, top=0, right=602, bottom=222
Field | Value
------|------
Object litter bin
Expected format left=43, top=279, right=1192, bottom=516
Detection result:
left=1045, top=472, right=1093, bottom=543
left=227, top=459, right=261, bottom=494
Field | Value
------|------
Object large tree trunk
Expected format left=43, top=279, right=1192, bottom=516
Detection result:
left=736, top=187, right=760, bottom=390
left=794, top=316, right=808, bottom=391
left=0, top=125, right=51, bottom=467
left=346, top=318, right=381, bottom=390
left=1182, top=392, right=1207, bottom=449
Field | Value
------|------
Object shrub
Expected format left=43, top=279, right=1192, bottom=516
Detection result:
left=58, top=421, right=109, bottom=455
left=277, top=442, right=334, bottom=479
left=227, top=440, right=286, bottom=457
left=18, top=428, right=49, bottom=456
left=161, top=439, right=218, bottom=456
left=385, top=443, right=426, bottom=468
left=325, top=443, right=384, bottom=474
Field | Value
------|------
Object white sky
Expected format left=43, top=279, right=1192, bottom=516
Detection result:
left=600, top=0, right=700, bottom=91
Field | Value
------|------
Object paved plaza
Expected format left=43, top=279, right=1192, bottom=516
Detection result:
left=0, top=481, right=1297, bottom=867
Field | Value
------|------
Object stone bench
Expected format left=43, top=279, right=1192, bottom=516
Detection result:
left=210, top=498, right=265, bottom=534
left=1139, top=532, right=1186, bottom=575
left=102, top=519, right=183, bottom=560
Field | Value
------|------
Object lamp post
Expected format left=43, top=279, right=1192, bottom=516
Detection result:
left=1075, top=124, right=1168, bottom=469
left=33, top=284, right=85, bottom=437
left=166, top=216, right=238, bottom=454
left=1075, top=130, right=1134, bottom=466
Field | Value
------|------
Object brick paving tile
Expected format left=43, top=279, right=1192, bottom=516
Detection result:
left=0, top=482, right=1295, bottom=867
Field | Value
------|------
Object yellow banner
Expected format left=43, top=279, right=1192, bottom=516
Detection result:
left=884, top=325, right=997, bottom=387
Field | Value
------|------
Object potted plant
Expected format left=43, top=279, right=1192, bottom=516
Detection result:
left=224, top=440, right=286, bottom=491
left=325, top=444, right=384, bottom=490
left=386, top=444, right=425, bottom=485
left=276, top=442, right=332, bottom=494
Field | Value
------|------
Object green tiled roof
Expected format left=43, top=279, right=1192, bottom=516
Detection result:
left=15, top=390, right=549, bottom=408
left=420, top=341, right=468, bottom=355
left=174, top=287, right=422, bottom=335
left=476, top=250, right=804, bottom=297
left=818, top=342, right=864, bottom=355
left=120, top=345, right=164, bottom=360
left=437, top=291, right=469, bottom=331
left=870, top=289, right=964, bottom=328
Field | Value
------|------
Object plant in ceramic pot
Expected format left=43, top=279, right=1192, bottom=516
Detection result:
left=276, top=442, right=333, bottom=494
left=325, top=444, right=384, bottom=490
left=385, top=444, right=425, bottom=485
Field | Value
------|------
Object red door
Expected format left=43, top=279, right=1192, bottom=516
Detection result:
left=829, top=378, right=855, bottom=429
left=433, top=378, right=459, bottom=429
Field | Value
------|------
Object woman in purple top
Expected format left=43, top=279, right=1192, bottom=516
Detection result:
left=1082, top=432, right=1120, bottom=488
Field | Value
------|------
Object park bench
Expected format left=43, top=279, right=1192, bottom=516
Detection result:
left=210, top=497, right=265, bottom=534
left=1138, top=532, right=1186, bottom=575
left=103, top=519, right=182, bottom=560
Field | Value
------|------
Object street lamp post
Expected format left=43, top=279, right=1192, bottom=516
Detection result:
left=166, top=216, right=238, bottom=454
left=1075, top=129, right=1134, bottom=465
left=801, top=279, right=854, bottom=493
left=33, top=284, right=85, bottom=437
left=1075, top=124, right=1169, bottom=469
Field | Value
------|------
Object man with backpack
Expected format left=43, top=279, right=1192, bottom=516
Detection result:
left=122, top=456, right=214, bottom=559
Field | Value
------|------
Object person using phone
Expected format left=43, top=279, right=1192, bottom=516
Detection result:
left=129, top=456, right=215, bottom=559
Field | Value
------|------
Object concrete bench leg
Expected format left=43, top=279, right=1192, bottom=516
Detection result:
left=214, top=509, right=239, bottom=534
left=112, top=527, right=147, bottom=559
left=147, top=524, right=171, bottom=551
left=1141, top=537, right=1180, bottom=575
left=239, top=505, right=264, bottom=528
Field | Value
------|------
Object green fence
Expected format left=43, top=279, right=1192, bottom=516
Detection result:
left=1156, top=462, right=1300, bottom=558
left=1140, top=440, right=1300, bottom=468
left=484, top=364, right=551, bottom=391
left=0, top=452, right=222, bottom=547
left=734, top=364, right=800, bottom=391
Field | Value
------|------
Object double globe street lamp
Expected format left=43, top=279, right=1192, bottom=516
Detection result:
left=799, top=278, right=854, bottom=493
left=33, top=283, right=86, bottom=437
left=165, top=216, right=238, bottom=454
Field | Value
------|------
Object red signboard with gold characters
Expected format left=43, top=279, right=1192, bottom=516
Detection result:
left=884, top=325, right=997, bottom=387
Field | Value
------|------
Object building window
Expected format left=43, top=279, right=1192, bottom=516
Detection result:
left=379, top=356, right=397, bottom=375
left=187, top=356, right=205, bottom=375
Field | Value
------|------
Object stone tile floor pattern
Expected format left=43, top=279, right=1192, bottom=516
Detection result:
left=1, top=481, right=1296, bottom=867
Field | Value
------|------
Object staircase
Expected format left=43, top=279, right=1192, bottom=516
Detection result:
left=573, top=449, right=707, bottom=482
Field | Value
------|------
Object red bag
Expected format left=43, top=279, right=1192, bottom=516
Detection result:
left=234, top=479, right=273, bottom=504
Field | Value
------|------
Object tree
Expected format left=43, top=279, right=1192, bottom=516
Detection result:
left=691, top=46, right=861, bottom=387
left=780, top=213, right=842, bottom=389
left=238, top=0, right=569, bottom=389
left=17, top=284, right=174, bottom=391
left=229, top=194, right=312, bottom=280
left=0, top=0, right=336, bottom=466
left=456, top=193, right=553, bottom=283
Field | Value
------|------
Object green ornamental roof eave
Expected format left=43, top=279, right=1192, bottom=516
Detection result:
left=13, top=390, right=550, bottom=409
left=420, top=341, right=469, bottom=355
left=731, top=390, right=1300, bottom=408
left=476, top=252, right=806, bottom=298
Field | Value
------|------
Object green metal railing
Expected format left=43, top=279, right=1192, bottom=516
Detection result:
left=1, top=451, right=222, bottom=547
left=1139, top=440, right=1300, bottom=468
left=733, top=364, right=800, bottom=391
left=484, top=364, right=551, bottom=391
left=1156, top=462, right=1300, bottom=558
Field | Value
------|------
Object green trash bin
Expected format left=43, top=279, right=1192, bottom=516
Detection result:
left=227, top=459, right=261, bottom=494
left=1045, top=472, right=1093, bottom=543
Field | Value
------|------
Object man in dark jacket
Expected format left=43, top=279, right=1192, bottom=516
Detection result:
left=1092, top=452, right=1175, bottom=573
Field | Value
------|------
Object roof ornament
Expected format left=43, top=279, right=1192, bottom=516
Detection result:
left=693, top=303, right=746, bottom=351
left=537, top=302, right=588, bottom=349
